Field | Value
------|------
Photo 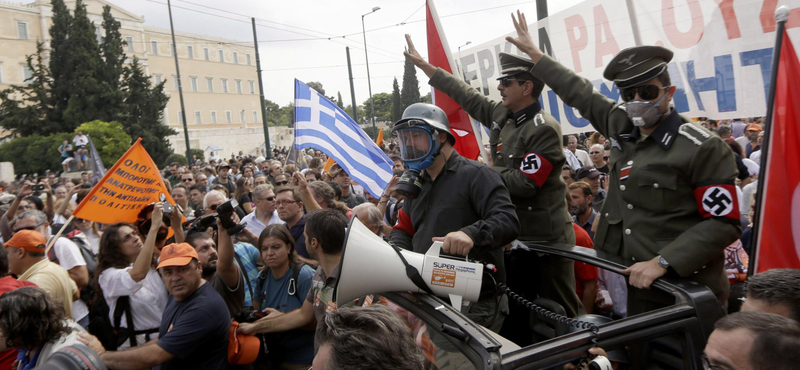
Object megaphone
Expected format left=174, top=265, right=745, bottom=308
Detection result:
left=335, top=217, right=484, bottom=311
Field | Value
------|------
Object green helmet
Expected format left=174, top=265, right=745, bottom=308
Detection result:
left=391, top=103, right=455, bottom=145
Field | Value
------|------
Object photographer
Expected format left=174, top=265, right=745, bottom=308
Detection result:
left=134, top=202, right=184, bottom=252
left=94, top=203, right=169, bottom=349
left=252, top=224, right=315, bottom=369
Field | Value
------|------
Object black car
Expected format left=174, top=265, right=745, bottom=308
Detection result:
left=372, top=242, right=723, bottom=369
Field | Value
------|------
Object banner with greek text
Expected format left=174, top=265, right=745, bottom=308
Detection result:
left=73, top=138, right=177, bottom=224
left=457, top=0, right=800, bottom=135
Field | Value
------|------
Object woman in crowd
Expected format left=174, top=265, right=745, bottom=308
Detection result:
left=234, top=177, right=255, bottom=214
left=252, top=224, right=315, bottom=370
left=93, top=204, right=168, bottom=349
left=242, top=165, right=256, bottom=180
left=73, top=217, right=103, bottom=255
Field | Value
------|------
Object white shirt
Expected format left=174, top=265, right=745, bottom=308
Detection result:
left=52, top=237, right=89, bottom=321
left=574, top=149, right=592, bottom=168
left=563, top=149, right=582, bottom=171
left=99, top=265, right=168, bottom=349
left=749, top=150, right=761, bottom=165
left=80, top=229, right=101, bottom=255
left=242, top=209, right=284, bottom=236
left=741, top=180, right=758, bottom=217
left=73, top=134, right=88, bottom=146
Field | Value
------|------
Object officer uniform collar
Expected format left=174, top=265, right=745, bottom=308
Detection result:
left=624, top=108, right=681, bottom=149
left=511, top=102, right=542, bottom=126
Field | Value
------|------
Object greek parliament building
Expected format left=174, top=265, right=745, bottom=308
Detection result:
left=0, top=0, right=293, bottom=157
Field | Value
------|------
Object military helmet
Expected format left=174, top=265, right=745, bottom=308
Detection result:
left=392, top=103, right=455, bottom=145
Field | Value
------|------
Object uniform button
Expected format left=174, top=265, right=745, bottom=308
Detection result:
left=625, top=229, right=632, bottom=235
left=604, top=213, right=609, bottom=217
left=509, top=154, right=513, bottom=158
left=632, top=256, right=637, bottom=261
left=627, top=160, right=633, bottom=165
left=653, top=183, right=659, bottom=189
left=620, top=185, right=626, bottom=191
left=527, top=206, right=532, bottom=211
left=627, top=204, right=634, bottom=210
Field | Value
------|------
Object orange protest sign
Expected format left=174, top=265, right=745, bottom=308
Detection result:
left=322, top=157, right=336, bottom=177
left=375, top=129, right=384, bottom=148
left=73, top=138, right=178, bottom=224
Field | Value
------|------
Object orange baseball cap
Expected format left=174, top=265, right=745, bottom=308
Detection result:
left=157, top=243, right=198, bottom=269
left=4, top=230, right=46, bottom=253
left=747, top=124, right=763, bottom=132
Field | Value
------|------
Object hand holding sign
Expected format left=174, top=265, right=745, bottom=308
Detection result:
left=506, top=10, right=544, bottom=63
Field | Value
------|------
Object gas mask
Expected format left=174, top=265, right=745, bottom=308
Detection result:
left=624, top=92, right=669, bottom=129
left=393, top=121, right=442, bottom=198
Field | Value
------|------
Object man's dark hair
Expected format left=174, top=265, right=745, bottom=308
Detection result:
left=316, top=305, right=424, bottom=370
left=275, top=186, right=302, bottom=203
left=0, top=247, right=9, bottom=277
left=745, top=268, right=800, bottom=321
left=561, top=166, right=576, bottom=181
left=185, top=232, right=213, bottom=248
left=714, top=311, right=800, bottom=370
left=189, top=183, right=207, bottom=193
left=305, top=209, right=349, bottom=255
left=656, top=71, right=671, bottom=87
left=715, top=126, right=732, bottom=137
left=568, top=181, right=592, bottom=198
left=327, top=182, right=342, bottom=201
left=0, top=287, right=72, bottom=349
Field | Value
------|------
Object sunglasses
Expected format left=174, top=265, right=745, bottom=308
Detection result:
left=621, top=85, right=669, bottom=102
left=182, top=178, right=194, bottom=182
left=209, top=204, right=219, bottom=211
left=589, top=151, right=602, bottom=155
left=275, top=180, right=290, bottom=186
left=500, top=77, right=529, bottom=87
left=258, top=196, right=276, bottom=202
left=13, top=220, right=45, bottom=233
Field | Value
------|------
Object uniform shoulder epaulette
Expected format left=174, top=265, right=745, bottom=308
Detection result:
left=678, top=123, right=711, bottom=146
left=534, top=113, right=545, bottom=126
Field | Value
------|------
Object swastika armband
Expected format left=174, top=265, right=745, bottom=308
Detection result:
left=693, top=183, right=739, bottom=222
left=519, top=152, right=553, bottom=187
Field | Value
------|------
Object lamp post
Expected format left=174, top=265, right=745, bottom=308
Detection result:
left=457, top=41, right=472, bottom=81
left=362, top=6, right=380, bottom=139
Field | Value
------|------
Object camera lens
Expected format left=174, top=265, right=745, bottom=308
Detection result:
left=34, top=344, right=107, bottom=370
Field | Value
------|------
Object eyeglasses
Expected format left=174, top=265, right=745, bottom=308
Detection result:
left=500, top=77, right=528, bottom=87
left=621, top=84, right=670, bottom=102
left=12, top=220, right=45, bottom=233
left=209, top=204, right=220, bottom=211
left=274, top=200, right=297, bottom=207
left=275, top=180, right=290, bottom=186
left=603, top=156, right=609, bottom=161
left=701, top=354, right=727, bottom=370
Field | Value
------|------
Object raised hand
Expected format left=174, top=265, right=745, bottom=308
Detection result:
left=403, top=34, right=437, bottom=78
left=505, top=10, right=544, bottom=62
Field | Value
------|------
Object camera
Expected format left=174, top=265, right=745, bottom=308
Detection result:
left=185, top=213, right=218, bottom=234
left=32, top=184, right=45, bottom=192
left=33, top=343, right=107, bottom=370
left=216, top=199, right=246, bottom=236
left=162, top=202, right=174, bottom=215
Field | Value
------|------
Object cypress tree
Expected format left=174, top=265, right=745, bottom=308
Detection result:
left=400, top=57, right=420, bottom=111
left=391, top=77, right=402, bottom=122
left=0, top=43, right=57, bottom=136
left=121, top=57, right=175, bottom=165
left=336, top=91, right=344, bottom=109
left=48, top=0, right=72, bottom=126
left=98, top=5, right=126, bottom=121
left=61, top=0, right=105, bottom=130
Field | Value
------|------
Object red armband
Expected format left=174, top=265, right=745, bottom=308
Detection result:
left=693, top=183, right=739, bottom=221
left=519, top=152, right=553, bottom=187
left=393, top=209, right=415, bottom=236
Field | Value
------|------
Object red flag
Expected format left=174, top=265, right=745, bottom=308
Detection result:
left=755, top=30, right=800, bottom=272
left=426, top=0, right=481, bottom=160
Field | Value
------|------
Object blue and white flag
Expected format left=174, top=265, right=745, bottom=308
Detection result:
left=294, top=79, right=393, bottom=198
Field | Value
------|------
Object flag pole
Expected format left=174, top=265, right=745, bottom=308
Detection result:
left=45, top=215, right=74, bottom=255
left=747, top=6, right=790, bottom=277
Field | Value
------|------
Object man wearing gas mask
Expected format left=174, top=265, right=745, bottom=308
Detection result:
left=404, top=34, right=584, bottom=324
left=505, top=11, right=740, bottom=315
left=389, top=103, right=520, bottom=332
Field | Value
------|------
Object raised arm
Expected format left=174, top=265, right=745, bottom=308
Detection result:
left=128, top=203, right=162, bottom=282
left=215, top=218, right=240, bottom=289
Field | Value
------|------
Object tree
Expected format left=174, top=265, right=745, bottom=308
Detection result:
left=306, top=81, right=325, bottom=96
left=363, top=93, right=392, bottom=122
left=0, top=43, right=57, bottom=136
left=48, top=0, right=72, bottom=125
left=97, top=5, right=126, bottom=122
left=391, top=77, right=402, bottom=122
left=120, top=57, right=175, bottom=166
left=336, top=91, right=344, bottom=109
left=400, top=57, right=421, bottom=111
left=421, top=92, right=432, bottom=104
left=61, top=0, right=105, bottom=131
left=75, top=120, right=132, bottom=167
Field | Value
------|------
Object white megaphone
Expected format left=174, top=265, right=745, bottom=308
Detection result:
left=335, top=217, right=484, bottom=311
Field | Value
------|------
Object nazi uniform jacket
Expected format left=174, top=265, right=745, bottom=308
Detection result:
left=531, top=55, right=742, bottom=298
left=429, top=69, right=574, bottom=243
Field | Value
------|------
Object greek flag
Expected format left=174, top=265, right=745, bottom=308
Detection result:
left=294, top=79, right=393, bottom=197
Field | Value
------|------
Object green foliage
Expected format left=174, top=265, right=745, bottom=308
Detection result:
left=421, top=92, right=432, bottom=104
left=61, top=0, right=105, bottom=130
left=401, top=57, right=421, bottom=111
left=0, top=133, right=72, bottom=174
left=49, top=0, right=72, bottom=124
left=120, top=57, right=174, bottom=166
left=74, top=120, right=132, bottom=167
left=336, top=91, right=344, bottom=109
left=189, top=148, right=204, bottom=162
left=306, top=81, right=325, bottom=96
left=164, top=153, right=188, bottom=167
left=362, top=93, right=392, bottom=122
left=0, top=43, right=58, bottom=136
left=97, top=5, right=125, bottom=122
left=391, top=77, right=402, bottom=122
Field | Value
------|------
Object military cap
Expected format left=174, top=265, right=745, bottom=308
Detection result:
left=496, top=52, right=535, bottom=79
left=603, top=46, right=673, bottom=89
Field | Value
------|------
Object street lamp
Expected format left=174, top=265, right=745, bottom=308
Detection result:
left=458, top=41, right=472, bottom=81
left=362, top=6, right=380, bottom=139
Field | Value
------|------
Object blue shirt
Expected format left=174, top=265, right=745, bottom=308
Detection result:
left=254, top=264, right=315, bottom=365
left=234, top=242, right=260, bottom=306
left=156, top=283, right=230, bottom=370
left=289, top=216, right=308, bottom=258
left=16, top=347, right=41, bottom=370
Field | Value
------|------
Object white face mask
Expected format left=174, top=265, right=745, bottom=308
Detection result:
left=625, top=92, right=669, bottom=129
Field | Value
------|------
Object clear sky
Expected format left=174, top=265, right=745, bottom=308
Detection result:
left=106, top=0, right=583, bottom=105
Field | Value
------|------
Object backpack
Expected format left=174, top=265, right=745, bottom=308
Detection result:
left=254, top=263, right=307, bottom=307
left=88, top=294, right=157, bottom=350
left=48, top=232, right=97, bottom=304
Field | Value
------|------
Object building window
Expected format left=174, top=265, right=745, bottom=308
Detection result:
left=235, top=80, right=242, bottom=94
left=240, top=110, right=246, bottom=123
left=125, top=36, right=134, bottom=52
left=187, top=45, right=194, bottom=59
left=206, top=77, right=213, bottom=92
left=225, top=111, right=232, bottom=124
left=190, top=77, right=198, bottom=92
left=177, top=111, right=183, bottom=125
left=17, top=22, right=28, bottom=40
left=204, top=47, right=210, bottom=61
left=246, top=53, right=251, bottom=65
left=21, top=65, right=32, bottom=83
left=169, top=43, right=175, bottom=57
left=95, top=26, right=103, bottom=44
left=194, top=111, right=201, bottom=124
left=161, top=108, right=168, bottom=124
left=233, top=51, right=239, bottom=64
left=151, top=40, right=158, bottom=55
left=0, top=63, right=4, bottom=84
left=248, top=80, right=255, bottom=94
left=154, top=74, right=163, bottom=85
left=253, top=110, right=258, bottom=123
left=218, top=49, right=224, bottom=62
left=221, top=78, right=228, bottom=93
left=173, top=76, right=179, bottom=91
left=210, top=111, right=217, bottom=124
